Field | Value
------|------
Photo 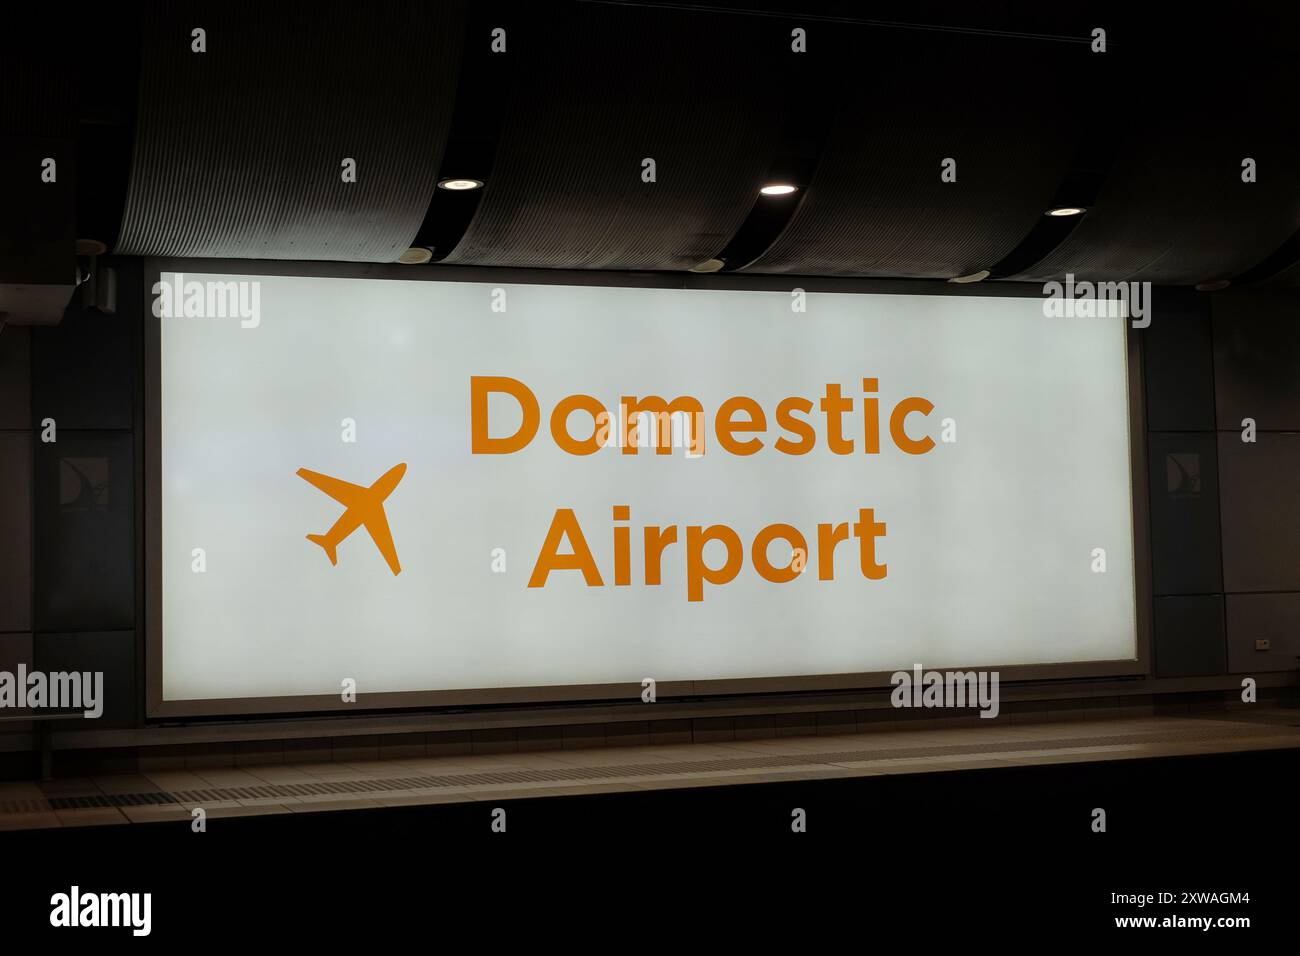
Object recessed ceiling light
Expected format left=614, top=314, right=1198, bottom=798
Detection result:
left=689, top=258, right=726, bottom=273
left=438, top=178, right=483, bottom=191
left=949, top=270, right=991, bottom=284
left=1195, top=279, right=1231, bottom=292
left=760, top=183, right=798, bottom=196
left=397, top=247, right=434, bottom=264
left=1045, top=206, right=1086, bottom=217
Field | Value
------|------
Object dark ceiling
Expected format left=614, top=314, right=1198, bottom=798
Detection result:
left=10, top=0, right=1300, bottom=290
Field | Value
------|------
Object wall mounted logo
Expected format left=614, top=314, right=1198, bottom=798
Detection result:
left=1165, top=452, right=1201, bottom=497
left=59, top=457, right=110, bottom=509
left=297, top=464, right=407, bottom=575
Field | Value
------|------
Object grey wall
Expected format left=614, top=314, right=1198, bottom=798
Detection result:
left=0, top=258, right=141, bottom=740
left=1143, top=287, right=1300, bottom=676
left=1213, top=291, right=1300, bottom=674
left=0, top=326, right=34, bottom=740
left=1143, top=288, right=1225, bottom=676
left=0, top=271, right=1297, bottom=754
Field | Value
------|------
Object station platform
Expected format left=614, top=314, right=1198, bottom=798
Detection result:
left=4, top=710, right=1297, bottom=831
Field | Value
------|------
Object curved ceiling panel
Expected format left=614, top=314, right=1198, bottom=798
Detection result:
left=442, top=3, right=784, bottom=271
left=1260, top=258, right=1300, bottom=288
left=115, top=1, right=464, bottom=262
left=745, top=29, right=1089, bottom=278
left=1007, top=128, right=1300, bottom=285
left=1007, top=57, right=1300, bottom=285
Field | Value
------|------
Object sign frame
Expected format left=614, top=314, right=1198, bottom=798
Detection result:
left=143, top=257, right=1152, bottom=718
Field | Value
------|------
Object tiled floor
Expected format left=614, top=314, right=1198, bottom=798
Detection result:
left=2, top=711, right=1297, bottom=830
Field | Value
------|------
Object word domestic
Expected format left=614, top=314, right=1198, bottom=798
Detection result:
left=0, top=666, right=103, bottom=718
left=471, top=376, right=936, bottom=457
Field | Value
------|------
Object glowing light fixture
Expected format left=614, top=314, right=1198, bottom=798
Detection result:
left=760, top=183, right=798, bottom=196
left=689, top=258, right=726, bottom=273
left=438, top=178, right=484, bottom=191
left=397, top=247, right=434, bottom=265
left=1045, top=206, right=1086, bottom=217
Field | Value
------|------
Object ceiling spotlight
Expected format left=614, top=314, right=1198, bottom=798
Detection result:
left=1045, top=206, right=1086, bottom=217
left=438, top=178, right=484, bottom=191
left=1195, top=279, right=1231, bottom=292
left=689, top=258, right=726, bottom=273
left=949, top=270, right=991, bottom=284
left=397, top=247, right=434, bottom=265
left=760, top=183, right=798, bottom=196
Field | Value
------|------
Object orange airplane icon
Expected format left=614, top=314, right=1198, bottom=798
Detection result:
left=297, top=463, right=408, bottom=575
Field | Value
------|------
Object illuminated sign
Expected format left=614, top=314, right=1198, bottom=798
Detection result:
left=156, top=274, right=1137, bottom=707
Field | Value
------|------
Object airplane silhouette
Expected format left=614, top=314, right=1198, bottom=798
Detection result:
left=296, top=463, right=407, bottom=575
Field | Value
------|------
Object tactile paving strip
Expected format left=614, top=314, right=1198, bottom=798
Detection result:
left=5, top=721, right=1295, bottom=815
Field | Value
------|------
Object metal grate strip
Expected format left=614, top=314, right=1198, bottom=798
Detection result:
left=9, top=723, right=1294, bottom=816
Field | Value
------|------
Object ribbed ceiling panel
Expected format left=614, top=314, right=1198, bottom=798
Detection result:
left=1007, top=125, right=1300, bottom=284
left=745, top=30, right=1086, bottom=278
left=1261, top=259, right=1300, bottom=288
left=1007, top=58, right=1300, bottom=285
left=442, top=4, right=783, bottom=271
left=115, top=1, right=464, bottom=262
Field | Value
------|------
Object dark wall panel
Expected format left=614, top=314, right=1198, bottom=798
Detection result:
left=31, top=259, right=138, bottom=431
left=1143, top=289, right=1215, bottom=431
left=1218, top=431, right=1300, bottom=592
left=1226, top=593, right=1300, bottom=674
left=0, top=326, right=31, bottom=428
left=1154, top=595, right=1226, bottom=678
left=33, top=431, right=134, bottom=632
left=0, top=432, right=33, bottom=633
left=0, top=632, right=33, bottom=671
left=1212, top=291, right=1300, bottom=431
left=1146, top=432, right=1223, bottom=596
left=33, top=631, right=136, bottom=727
left=0, top=633, right=34, bottom=741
